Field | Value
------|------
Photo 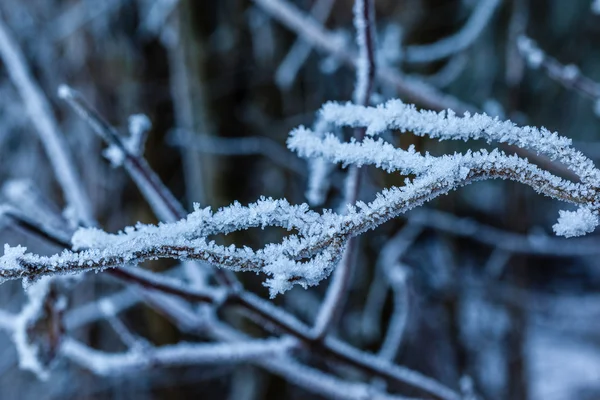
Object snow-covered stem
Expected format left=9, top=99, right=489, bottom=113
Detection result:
left=0, top=199, right=465, bottom=399
left=404, top=0, right=501, bottom=64
left=0, top=17, right=94, bottom=226
left=12, top=277, right=53, bottom=380
left=0, top=91, right=597, bottom=398
left=352, top=0, right=376, bottom=106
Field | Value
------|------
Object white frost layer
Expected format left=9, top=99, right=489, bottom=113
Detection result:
left=553, top=207, right=599, bottom=238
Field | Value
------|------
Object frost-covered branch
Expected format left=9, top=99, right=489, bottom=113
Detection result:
left=1, top=98, right=598, bottom=297
left=318, top=100, right=600, bottom=185
left=59, top=85, right=238, bottom=288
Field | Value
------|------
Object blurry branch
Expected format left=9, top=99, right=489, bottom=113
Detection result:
left=51, top=0, right=125, bottom=41
left=96, top=299, right=143, bottom=350
left=275, top=0, right=336, bottom=89
left=483, top=248, right=511, bottom=279
left=378, top=264, right=409, bottom=361
left=166, top=0, right=215, bottom=289
left=0, top=17, right=94, bottom=226
left=362, top=224, right=420, bottom=346
left=505, top=0, right=528, bottom=90
left=0, top=16, right=96, bottom=380
left=517, top=35, right=600, bottom=114
left=2, top=180, right=73, bottom=242
left=403, top=0, right=502, bottom=64
left=407, top=208, right=600, bottom=256
left=62, top=336, right=296, bottom=376
left=312, top=0, right=377, bottom=340
left=304, top=118, right=336, bottom=206
left=421, top=55, right=468, bottom=89
left=167, top=130, right=306, bottom=175
left=206, top=320, right=426, bottom=400
left=166, top=0, right=211, bottom=208
left=0, top=205, right=71, bottom=248
left=64, top=289, right=139, bottom=331
left=140, top=0, right=180, bottom=36
left=252, top=0, right=473, bottom=112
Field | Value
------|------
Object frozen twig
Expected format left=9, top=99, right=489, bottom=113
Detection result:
left=0, top=198, right=466, bottom=399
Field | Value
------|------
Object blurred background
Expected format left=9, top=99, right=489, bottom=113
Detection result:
left=0, top=0, right=599, bottom=399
